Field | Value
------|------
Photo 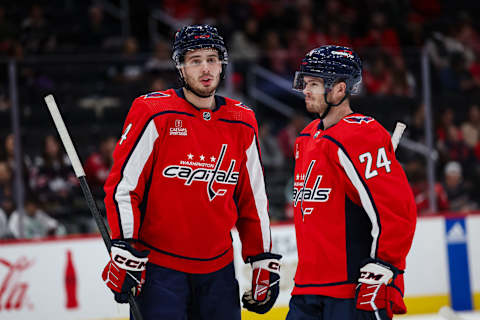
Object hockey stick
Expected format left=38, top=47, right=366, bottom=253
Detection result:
left=391, top=122, right=406, bottom=151
left=44, top=94, right=143, bottom=320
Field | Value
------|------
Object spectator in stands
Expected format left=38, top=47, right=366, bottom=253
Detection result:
left=436, top=107, right=455, bottom=142
left=408, top=104, right=426, bottom=143
left=438, top=124, right=472, bottom=167
left=80, top=4, right=115, bottom=52
left=108, top=37, right=144, bottom=83
left=425, top=28, right=475, bottom=92
left=314, top=21, right=353, bottom=49
left=287, top=15, right=316, bottom=73
left=391, top=55, right=416, bottom=97
left=442, top=161, right=476, bottom=212
left=469, top=55, right=480, bottom=89
left=277, top=113, right=307, bottom=167
left=258, top=121, right=284, bottom=173
left=406, top=159, right=449, bottom=215
left=456, top=15, right=480, bottom=57
left=261, top=30, right=290, bottom=77
left=355, top=11, right=401, bottom=57
left=363, top=53, right=393, bottom=95
left=31, top=135, right=78, bottom=213
left=230, top=18, right=260, bottom=63
left=450, top=51, right=475, bottom=93
left=258, top=3, right=292, bottom=37
left=0, top=86, right=9, bottom=112
left=8, top=195, right=65, bottom=239
left=461, top=104, right=480, bottom=149
left=149, top=77, right=167, bottom=92
left=404, top=12, right=426, bottom=47
left=20, top=4, right=56, bottom=54
left=145, top=39, right=171, bottom=74
left=0, top=161, right=13, bottom=216
left=84, top=136, right=116, bottom=196
left=0, top=207, right=10, bottom=239
left=2, top=133, right=31, bottom=193
left=0, top=6, right=15, bottom=57
left=162, top=0, right=200, bottom=23
left=316, top=0, right=353, bottom=31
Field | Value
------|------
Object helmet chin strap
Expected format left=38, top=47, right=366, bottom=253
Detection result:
left=319, top=91, right=349, bottom=119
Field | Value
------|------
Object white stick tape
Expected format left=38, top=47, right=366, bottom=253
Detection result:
left=391, top=122, right=407, bottom=151
left=44, top=94, right=85, bottom=178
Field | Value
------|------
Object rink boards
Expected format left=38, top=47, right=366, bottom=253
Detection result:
left=0, top=214, right=478, bottom=320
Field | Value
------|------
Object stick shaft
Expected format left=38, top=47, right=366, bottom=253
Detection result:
left=44, top=94, right=143, bottom=320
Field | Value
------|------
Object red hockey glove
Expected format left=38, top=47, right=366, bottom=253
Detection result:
left=102, top=240, right=149, bottom=303
left=242, top=253, right=282, bottom=314
left=355, top=259, right=406, bottom=319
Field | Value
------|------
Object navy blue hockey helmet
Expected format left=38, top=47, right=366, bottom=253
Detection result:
left=293, top=45, right=362, bottom=94
left=172, top=24, right=228, bottom=69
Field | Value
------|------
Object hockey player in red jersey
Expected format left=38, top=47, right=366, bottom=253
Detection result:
left=101, top=25, right=281, bottom=319
left=286, top=45, right=417, bottom=320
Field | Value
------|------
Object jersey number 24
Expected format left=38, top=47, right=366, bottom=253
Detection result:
left=359, top=147, right=391, bottom=179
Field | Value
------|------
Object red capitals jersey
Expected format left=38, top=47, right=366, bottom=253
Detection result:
left=104, top=89, right=272, bottom=274
left=292, top=113, right=417, bottom=302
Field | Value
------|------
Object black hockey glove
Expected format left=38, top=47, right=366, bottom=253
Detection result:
left=242, top=252, right=282, bottom=314
left=102, top=240, right=149, bottom=303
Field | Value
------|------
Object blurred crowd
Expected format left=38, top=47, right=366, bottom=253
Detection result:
left=1, top=0, right=480, bottom=239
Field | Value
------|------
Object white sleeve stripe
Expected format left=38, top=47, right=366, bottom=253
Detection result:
left=245, top=135, right=271, bottom=252
left=337, top=148, right=380, bottom=258
left=115, top=120, right=159, bottom=238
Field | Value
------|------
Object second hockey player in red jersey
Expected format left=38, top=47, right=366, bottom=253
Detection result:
left=286, top=46, right=417, bottom=320
left=101, top=25, right=281, bottom=319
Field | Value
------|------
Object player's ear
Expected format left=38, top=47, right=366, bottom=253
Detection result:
left=332, top=81, right=346, bottom=99
left=336, top=81, right=347, bottom=95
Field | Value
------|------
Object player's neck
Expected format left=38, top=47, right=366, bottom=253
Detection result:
left=182, top=88, right=216, bottom=110
left=322, top=103, right=353, bottom=130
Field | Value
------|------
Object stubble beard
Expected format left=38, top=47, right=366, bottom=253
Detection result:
left=306, top=99, right=325, bottom=114
left=185, top=73, right=220, bottom=97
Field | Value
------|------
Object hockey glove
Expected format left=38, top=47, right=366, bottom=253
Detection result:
left=242, top=253, right=282, bottom=314
left=355, top=259, right=406, bottom=319
left=102, top=240, right=149, bottom=303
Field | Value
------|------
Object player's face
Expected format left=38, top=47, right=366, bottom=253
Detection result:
left=302, top=76, right=327, bottom=114
left=181, top=48, right=222, bottom=96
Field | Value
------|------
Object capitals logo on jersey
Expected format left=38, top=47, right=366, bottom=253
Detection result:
left=343, top=116, right=374, bottom=124
left=293, top=160, right=332, bottom=218
left=162, top=144, right=239, bottom=201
